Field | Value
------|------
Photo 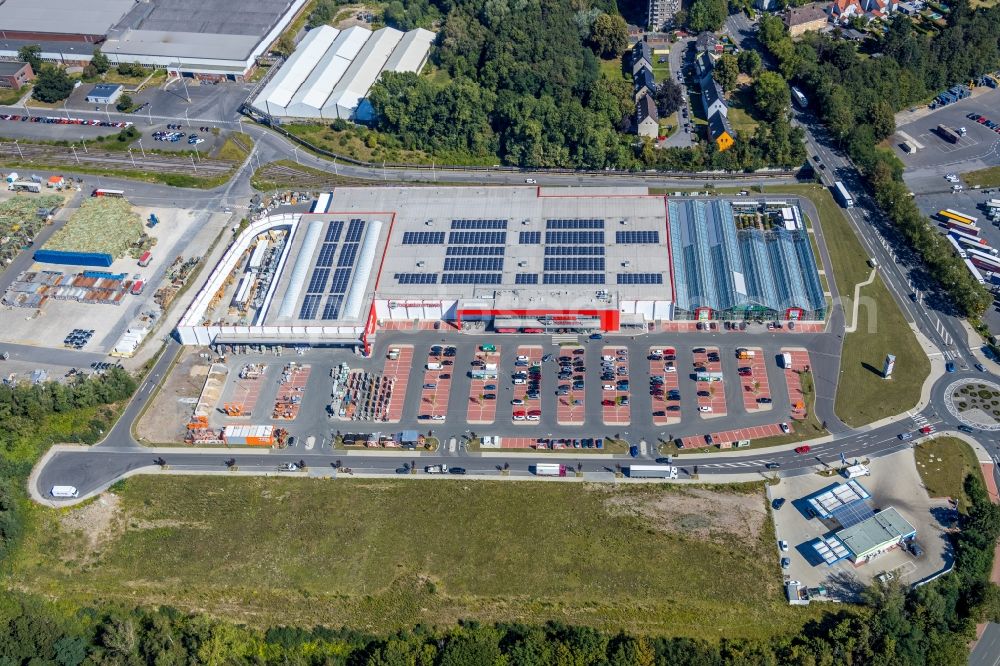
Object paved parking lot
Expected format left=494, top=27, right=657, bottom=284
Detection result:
left=601, top=345, right=630, bottom=425
left=737, top=347, right=771, bottom=413
left=418, top=345, right=455, bottom=422
left=893, top=90, right=1000, bottom=170
left=678, top=422, right=788, bottom=449
left=195, top=330, right=820, bottom=445
left=693, top=346, right=727, bottom=417
left=557, top=346, right=586, bottom=425
left=649, top=345, right=680, bottom=426
left=769, top=450, right=951, bottom=598
left=511, top=345, right=542, bottom=424
left=381, top=345, right=413, bottom=423
left=782, top=349, right=812, bottom=422
left=466, top=345, right=500, bottom=425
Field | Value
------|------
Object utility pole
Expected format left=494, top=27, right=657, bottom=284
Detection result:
left=191, top=154, right=198, bottom=174
left=147, top=103, right=152, bottom=126
left=137, top=139, right=145, bottom=159
left=128, top=148, right=135, bottom=167
left=80, top=136, right=87, bottom=153
left=184, top=107, right=190, bottom=127
left=13, top=140, right=22, bottom=159
left=71, top=144, right=79, bottom=164
left=104, top=104, right=111, bottom=123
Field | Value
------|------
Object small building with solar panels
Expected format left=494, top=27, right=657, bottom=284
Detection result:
left=806, top=481, right=917, bottom=565
left=177, top=186, right=826, bottom=353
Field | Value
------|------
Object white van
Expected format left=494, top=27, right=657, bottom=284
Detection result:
left=425, top=362, right=442, bottom=370
left=51, top=485, right=79, bottom=498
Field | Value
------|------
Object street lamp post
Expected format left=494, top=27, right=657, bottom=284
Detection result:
left=105, top=104, right=111, bottom=123
left=80, top=136, right=87, bottom=153
left=293, top=146, right=299, bottom=164
left=184, top=107, right=190, bottom=127
left=190, top=154, right=198, bottom=174
left=71, top=145, right=79, bottom=164
left=128, top=148, right=135, bottom=168
left=137, top=139, right=145, bottom=159
left=13, top=140, right=22, bottom=160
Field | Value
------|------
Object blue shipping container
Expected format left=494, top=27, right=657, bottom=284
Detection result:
left=33, top=249, right=114, bottom=267
left=81, top=271, right=126, bottom=280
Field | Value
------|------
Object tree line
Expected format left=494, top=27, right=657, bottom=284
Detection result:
left=755, top=0, right=999, bottom=316
left=1, top=471, right=997, bottom=665
left=0, top=367, right=136, bottom=563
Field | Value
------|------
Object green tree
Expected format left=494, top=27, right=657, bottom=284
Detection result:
left=589, top=13, right=629, bottom=59
left=115, top=93, right=134, bottom=112
left=654, top=78, right=684, bottom=116
left=737, top=49, right=762, bottom=76
left=31, top=67, right=74, bottom=103
left=90, top=48, right=111, bottom=74
left=714, top=53, right=739, bottom=92
left=17, top=44, right=42, bottom=72
left=752, top=71, right=790, bottom=121
left=687, top=0, right=727, bottom=32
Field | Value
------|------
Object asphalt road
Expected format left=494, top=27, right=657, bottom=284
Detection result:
left=970, top=623, right=1000, bottom=666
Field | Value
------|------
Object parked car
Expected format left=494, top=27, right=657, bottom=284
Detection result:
left=779, top=540, right=789, bottom=552
left=772, top=498, right=786, bottom=510
left=781, top=557, right=791, bottom=569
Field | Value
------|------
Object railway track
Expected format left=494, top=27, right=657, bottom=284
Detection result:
left=0, top=142, right=237, bottom=177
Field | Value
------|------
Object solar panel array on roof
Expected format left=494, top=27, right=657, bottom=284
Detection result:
left=448, top=231, right=506, bottom=244
left=543, top=274, right=605, bottom=284
left=543, top=257, right=605, bottom=271
left=445, top=246, right=505, bottom=256
left=617, top=273, right=664, bottom=284
left=395, top=273, right=438, bottom=284
left=299, top=294, right=322, bottom=319
left=441, top=273, right=502, bottom=284
left=307, top=267, right=330, bottom=292
left=345, top=219, right=365, bottom=242
left=546, top=218, right=605, bottom=229
left=831, top=500, right=877, bottom=530
left=812, top=535, right=850, bottom=565
left=444, top=257, right=504, bottom=271
left=329, top=268, right=352, bottom=293
left=319, top=219, right=365, bottom=320
left=315, top=243, right=337, bottom=267
left=545, top=231, right=604, bottom=244
left=451, top=219, right=508, bottom=229
left=515, top=273, right=538, bottom=284
left=519, top=231, right=541, bottom=244
left=325, top=220, right=344, bottom=242
left=617, top=230, right=659, bottom=244
left=402, top=231, right=445, bottom=244
left=544, top=245, right=605, bottom=255
left=322, top=295, right=344, bottom=319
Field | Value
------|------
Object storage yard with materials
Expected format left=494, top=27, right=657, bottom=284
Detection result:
left=0, top=195, right=229, bottom=354
left=8, top=475, right=824, bottom=638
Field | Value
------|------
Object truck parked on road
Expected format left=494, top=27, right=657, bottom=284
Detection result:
left=424, top=464, right=448, bottom=474
left=534, top=463, right=567, bottom=477
left=51, top=485, right=79, bottom=498
left=832, top=181, right=854, bottom=208
left=627, top=465, right=679, bottom=479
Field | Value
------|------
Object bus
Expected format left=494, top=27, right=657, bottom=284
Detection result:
left=964, top=258, right=987, bottom=284
left=833, top=181, right=853, bottom=208
left=791, top=86, right=808, bottom=109
left=627, top=465, right=679, bottom=479
left=947, top=234, right=967, bottom=258
left=938, top=208, right=977, bottom=225
left=92, top=188, right=125, bottom=198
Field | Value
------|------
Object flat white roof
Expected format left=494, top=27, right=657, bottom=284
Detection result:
left=383, top=28, right=435, bottom=72
left=0, top=0, right=133, bottom=35
left=104, top=30, right=261, bottom=60
left=325, top=27, right=403, bottom=115
left=292, top=26, right=370, bottom=111
left=255, top=26, right=339, bottom=109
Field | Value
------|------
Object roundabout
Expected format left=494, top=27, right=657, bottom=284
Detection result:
left=943, top=378, right=1000, bottom=432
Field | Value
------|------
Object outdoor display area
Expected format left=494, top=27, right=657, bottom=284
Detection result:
left=944, top=379, right=1000, bottom=431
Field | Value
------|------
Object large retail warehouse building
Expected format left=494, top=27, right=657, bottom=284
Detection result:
left=178, top=187, right=826, bottom=352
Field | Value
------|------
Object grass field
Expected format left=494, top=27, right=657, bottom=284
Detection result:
left=781, top=184, right=930, bottom=427
left=213, top=132, right=254, bottom=162
left=9, top=477, right=825, bottom=639
left=962, top=165, right=1000, bottom=188
left=914, top=437, right=984, bottom=511
left=0, top=86, right=25, bottom=106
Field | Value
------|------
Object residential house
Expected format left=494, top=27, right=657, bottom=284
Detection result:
left=701, top=77, right=728, bottom=119
left=786, top=3, right=829, bottom=37
left=707, top=112, right=736, bottom=152
left=695, top=51, right=715, bottom=79
left=636, top=94, right=660, bottom=139
left=634, top=67, right=656, bottom=102
left=0, top=61, right=33, bottom=89
left=829, top=0, right=863, bottom=22
left=631, top=41, right=653, bottom=75
left=695, top=31, right=721, bottom=54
